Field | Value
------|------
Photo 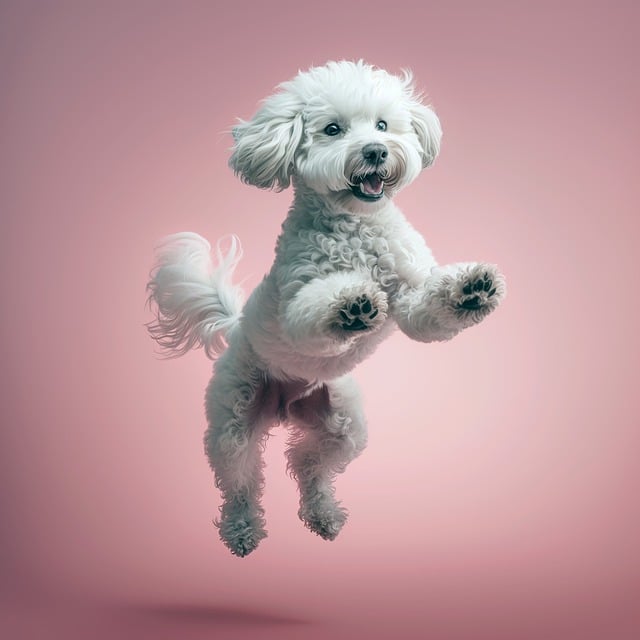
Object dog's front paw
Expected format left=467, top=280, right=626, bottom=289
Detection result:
left=339, top=294, right=379, bottom=331
left=451, top=264, right=505, bottom=318
left=458, top=270, right=498, bottom=310
left=333, top=288, right=388, bottom=334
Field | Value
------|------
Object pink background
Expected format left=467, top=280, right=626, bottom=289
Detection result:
left=2, top=1, right=639, bottom=638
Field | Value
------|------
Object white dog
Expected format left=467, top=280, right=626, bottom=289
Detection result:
left=147, top=60, right=505, bottom=557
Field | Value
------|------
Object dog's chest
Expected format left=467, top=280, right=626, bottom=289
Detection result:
left=304, top=219, right=398, bottom=289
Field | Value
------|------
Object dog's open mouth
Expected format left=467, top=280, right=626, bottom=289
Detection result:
left=351, top=173, right=385, bottom=202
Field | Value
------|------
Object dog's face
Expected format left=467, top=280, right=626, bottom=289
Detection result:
left=230, top=61, right=442, bottom=214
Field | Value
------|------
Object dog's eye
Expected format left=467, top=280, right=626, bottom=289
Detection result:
left=324, top=123, right=341, bottom=136
left=376, top=120, right=387, bottom=132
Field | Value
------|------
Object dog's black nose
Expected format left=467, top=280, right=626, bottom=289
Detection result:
left=362, top=143, right=388, bottom=165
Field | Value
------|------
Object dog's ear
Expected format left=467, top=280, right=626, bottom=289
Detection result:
left=401, top=71, right=442, bottom=168
left=408, top=101, right=442, bottom=168
left=229, top=89, right=304, bottom=191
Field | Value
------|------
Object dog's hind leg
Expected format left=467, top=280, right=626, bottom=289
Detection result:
left=204, top=343, right=276, bottom=557
left=286, top=376, right=367, bottom=541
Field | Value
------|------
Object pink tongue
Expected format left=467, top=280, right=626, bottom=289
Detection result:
left=362, top=174, right=383, bottom=194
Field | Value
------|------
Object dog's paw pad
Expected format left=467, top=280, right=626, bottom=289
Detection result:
left=337, top=294, right=382, bottom=332
left=457, top=271, right=499, bottom=311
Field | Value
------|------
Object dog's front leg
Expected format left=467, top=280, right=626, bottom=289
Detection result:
left=391, top=262, right=506, bottom=342
left=280, top=271, right=388, bottom=356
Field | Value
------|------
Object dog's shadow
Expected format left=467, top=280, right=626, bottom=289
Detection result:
left=119, top=601, right=311, bottom=629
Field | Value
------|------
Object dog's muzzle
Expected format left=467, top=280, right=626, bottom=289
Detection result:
left=350, top=143, right=388, bottom=202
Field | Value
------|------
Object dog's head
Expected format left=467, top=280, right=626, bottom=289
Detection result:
left=229, top=60, right=442, bottom=213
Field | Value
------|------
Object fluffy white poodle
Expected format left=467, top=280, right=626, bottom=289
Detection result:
left=147, top=60, right=505, bottom=557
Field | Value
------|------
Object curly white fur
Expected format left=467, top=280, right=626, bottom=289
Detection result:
left=147, top=60, right=506, bottom=557
left=146, top=233, right=243, bottom=358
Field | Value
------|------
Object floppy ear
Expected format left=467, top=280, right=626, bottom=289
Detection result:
left=229, top=88, right=304, bottom=191
left=400, top=71, right=442, bottom=168
left=408, top=101, right=442, bottom=168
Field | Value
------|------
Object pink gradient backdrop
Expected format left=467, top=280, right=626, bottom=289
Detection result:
left=1, top=1, right=639, bottom=638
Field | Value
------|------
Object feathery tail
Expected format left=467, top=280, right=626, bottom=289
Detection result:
left=146, top=232, right=244, bottom=359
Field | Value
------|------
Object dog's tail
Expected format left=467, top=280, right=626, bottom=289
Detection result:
left=146, top=232, right=244, bottom=359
